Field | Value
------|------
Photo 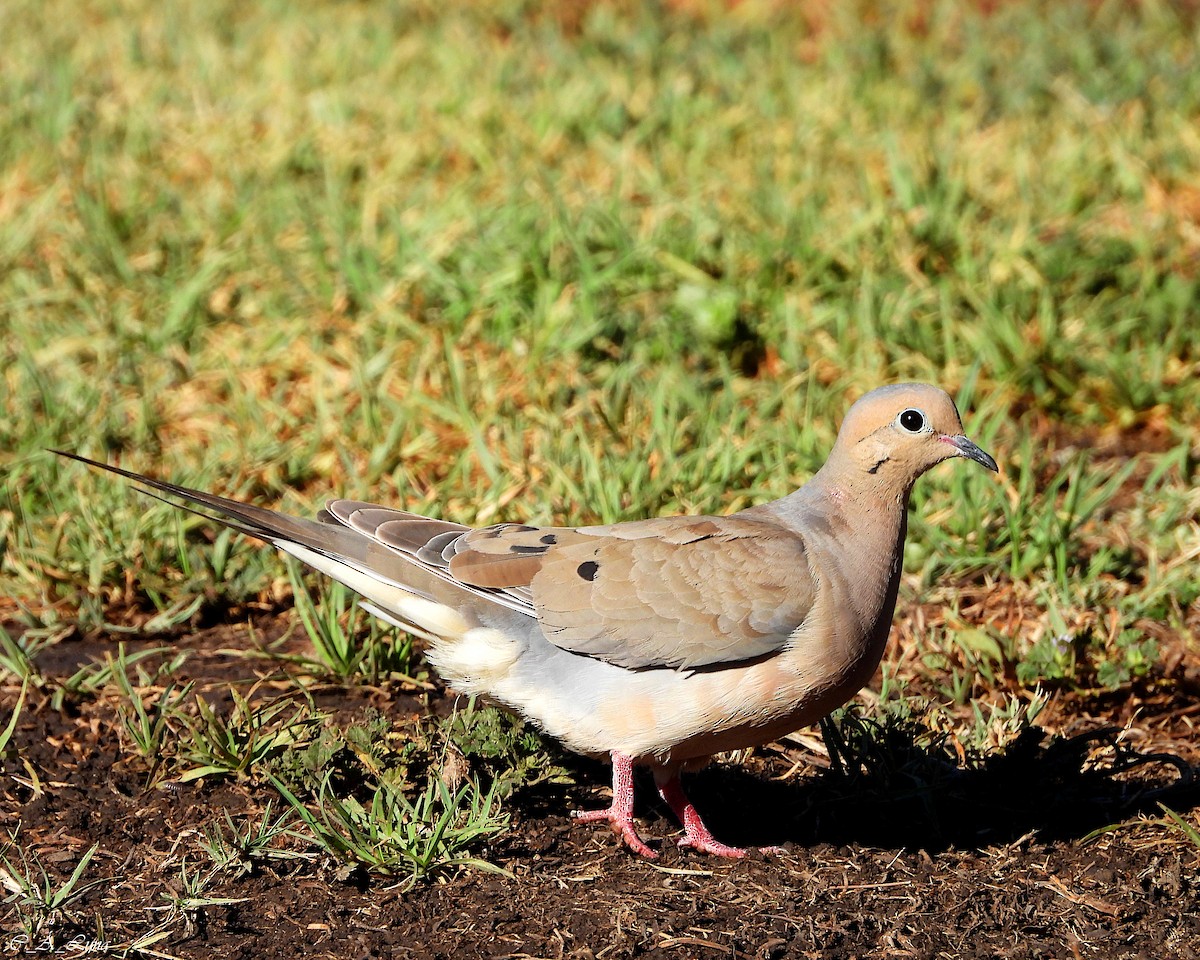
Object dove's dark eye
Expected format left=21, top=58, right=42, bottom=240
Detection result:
left=898, top=408, right=925, bottom=433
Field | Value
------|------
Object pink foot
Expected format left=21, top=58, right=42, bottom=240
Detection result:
left=658, top=775, right=781, bottom=858
left=571, top=752, right=657, bottom=858
left=657, top=776, right=746, bottom=857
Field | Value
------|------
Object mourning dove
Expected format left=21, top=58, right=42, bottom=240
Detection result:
left=56, top=382, right=997, bottom=858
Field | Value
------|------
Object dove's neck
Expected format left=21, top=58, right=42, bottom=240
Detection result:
left=757, top=462, right=912, bottom=626
left=769, top=459, right=914, bottom=541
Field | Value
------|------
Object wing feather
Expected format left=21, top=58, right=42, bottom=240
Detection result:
left=56, top=456, right=816, bottom=672
left=448, top=514, right=817, bottom=670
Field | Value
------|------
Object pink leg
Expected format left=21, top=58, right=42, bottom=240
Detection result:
left=571, top=752, right=657, bottom=858
left=657, top=775, right=750, bottom=858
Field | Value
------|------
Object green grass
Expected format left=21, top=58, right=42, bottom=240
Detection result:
left=0, top=677, right=29, bottom=755
left=4, top=0, right=1197, bottom=685
left=265, top=703, right=527, bottom=884
left=175, top=689, right=319, bottom=784
left=1, top=0, right=1199, bottom=883
left=272, top=773, right=511, bottom=887
left=196, top=802, right=309, bottom=879
left=0, top=839, right=107, bottom=944
left=285, top=561, right=420, bottom=684
left=150, top=860, right=249, bottom=937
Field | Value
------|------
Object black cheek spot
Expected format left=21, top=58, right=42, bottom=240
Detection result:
left=540, top=534, right=558, bottom=545
left=577, top=560, right=600, bottom=581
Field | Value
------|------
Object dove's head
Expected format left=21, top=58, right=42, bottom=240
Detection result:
left=829, top=383, right=998, bottom=489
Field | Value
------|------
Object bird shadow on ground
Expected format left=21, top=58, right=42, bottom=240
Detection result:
left=675, top=723, right=1199, bottom=853
left=513, top=721, right=1199, bottom=856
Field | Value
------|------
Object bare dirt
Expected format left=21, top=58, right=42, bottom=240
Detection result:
left=3, top=620, right=1200, bottom=960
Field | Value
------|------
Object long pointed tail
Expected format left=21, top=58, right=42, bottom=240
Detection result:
left=51, top=451, right=472, bottom=642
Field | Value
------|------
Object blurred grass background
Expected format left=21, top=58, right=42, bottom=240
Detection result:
left=2, top=0, right=1197, bottom=695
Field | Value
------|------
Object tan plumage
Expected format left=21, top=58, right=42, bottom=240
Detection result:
left=535, top=518, right=812, bottom=669
left=56, top=382, right=998, bottom=858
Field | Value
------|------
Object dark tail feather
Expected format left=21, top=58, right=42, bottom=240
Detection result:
left=49, top=449, right=439, bottom=603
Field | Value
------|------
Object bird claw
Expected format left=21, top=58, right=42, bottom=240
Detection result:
left=570, top=807, right=612, bottom=824
left=676, top=832, right=786, bottom=858
left=572, top=806, right=658, bottom=858
left=677, top=834, right=748, bottom=858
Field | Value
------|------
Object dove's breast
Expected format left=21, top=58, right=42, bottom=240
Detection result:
left=452, top=530, right=902, bottom=768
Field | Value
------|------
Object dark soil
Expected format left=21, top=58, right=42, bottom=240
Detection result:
left=3, top=621, right=1200, bottom=960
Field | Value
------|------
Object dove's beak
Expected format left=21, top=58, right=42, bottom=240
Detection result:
left=940, top=435, right=999, bottom=472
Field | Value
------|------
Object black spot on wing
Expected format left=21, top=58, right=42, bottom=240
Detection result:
left=511, top=544, right=549, bottom=555
left=577, top=560, right=599, bottom=581
left=540, top=534, right=558, bottom=545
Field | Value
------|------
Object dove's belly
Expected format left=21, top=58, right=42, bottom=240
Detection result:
left=471, top=599, right=895, bottom=767
left=611, top=623, right=890, bottom=765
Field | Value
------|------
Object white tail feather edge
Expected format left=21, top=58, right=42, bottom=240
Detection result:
left=284, top=543, right=520, bottom=692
